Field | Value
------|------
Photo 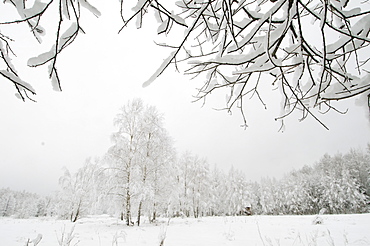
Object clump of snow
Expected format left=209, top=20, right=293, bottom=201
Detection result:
left=142, top=51, right=176, bottom=87
left=79, top=0, right=101, bottom=17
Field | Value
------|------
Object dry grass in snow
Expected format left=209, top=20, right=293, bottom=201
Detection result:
left=0, top=214, right=369, bottom=246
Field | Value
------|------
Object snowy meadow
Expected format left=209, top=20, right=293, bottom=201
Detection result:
left=1, top=101, right=369, bottom=246
left=1, top=214, right=369, bottom=246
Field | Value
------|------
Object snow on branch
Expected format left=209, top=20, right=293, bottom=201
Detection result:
left=121, top=0, right=370, bottom=128
left=0, top=0, right=100, bottom=100
left=1, top=0, right=369, bottom=128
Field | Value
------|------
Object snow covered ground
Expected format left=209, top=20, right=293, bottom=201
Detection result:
left=1, top=214, right=369, bottom=246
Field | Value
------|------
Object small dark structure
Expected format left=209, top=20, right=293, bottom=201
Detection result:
left=243, top=206, right=252, bottom=216
left=241, top=201, right=252, bottom=215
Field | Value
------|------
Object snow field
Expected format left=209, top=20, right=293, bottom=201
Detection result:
left=0, top=214, right=369, bottom=246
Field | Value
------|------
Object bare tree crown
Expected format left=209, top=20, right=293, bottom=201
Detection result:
left=1, top=0, right=369, bottom=128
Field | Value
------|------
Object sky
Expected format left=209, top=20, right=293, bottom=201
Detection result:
left=0, top=1, right=370, bottom=195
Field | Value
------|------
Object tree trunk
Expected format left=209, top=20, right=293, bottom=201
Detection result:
left=125, top=164, right=132, bottom=226
left=125, top=191, right=131, bottom=226
left=3, top=197, right=10, bottom=216
left=193, top=204, right=199, bottom=218
left=72, top=200, right=81, bottom=223
left=137, top=200, right=143, bottom=226
left=151, top=211, right=156, bottom=222
left=151, top=202, right=157, bottom=223
left=72, top=207, right=79, bottom=223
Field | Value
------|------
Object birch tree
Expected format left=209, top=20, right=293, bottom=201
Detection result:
left=208, top=166, right=227, bottom=216
left=136, top=105, right=175, bottom=225
left=189, top=157, right=210, bottom=218
left=173, top=152, right=211, bottom=217
left=106, top=99, right=144, bottom=225
left=58, top=158, right=101, bottom=222
left=106, top=98, right=175, bottom=225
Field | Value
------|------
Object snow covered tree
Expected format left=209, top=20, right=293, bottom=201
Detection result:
left=343, top=148, right=370, bottom=198
left=0, top=188, right=15, bottom=217
left=147, top=149, right=176, bottom=222
left=189, top=157, right=210, bottom=218
left=106, top=99, right=144, bottom=225
left=319, top=170, right=364, bottom=214
left=35, top=195, right=54, bottom=217
left=174, top=152, right=208, bottom=217
left=12, top=191, right=40, bottom=218
left=171, top=151, right=192, bottom=217
left=258, top=177, right=281, bottom=214
left=207, top=166, right=227, bottom=216
left=315, top=152, right=369, bottom=214
left=270, top=149, right=370, bottom=215
left=105, top=98, right=175, bottom=225
left=2, top=0, right=369, bottom=127
left=223, top=166, right=250, bottom=215
left=135, top=105, right=175, bottom=225
left=57, top=157, right=102, bottom=222
left=280, top=167, right=322, bottom=215
left=0, top=188, right=49, bottom=218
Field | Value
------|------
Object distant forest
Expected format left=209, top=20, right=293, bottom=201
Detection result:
left=1, top=146, right=369, bottom=223
left=1, top=100, right=369, bottom=225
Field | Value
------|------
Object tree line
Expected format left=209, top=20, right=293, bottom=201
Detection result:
left=1, top=99, right=369, bottom=223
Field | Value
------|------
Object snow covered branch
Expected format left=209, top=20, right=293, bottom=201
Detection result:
left=1, top=0, right=369, bottom=127
left=0, top=0, right=100, bottom=100
left=122, top=0, right=370, bottom=128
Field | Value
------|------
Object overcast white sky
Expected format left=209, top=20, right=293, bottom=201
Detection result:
left=0, top=1, right=370, bottom=195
